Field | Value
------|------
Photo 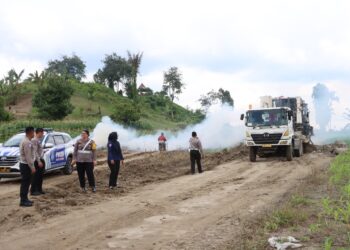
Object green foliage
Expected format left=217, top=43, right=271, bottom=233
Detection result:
left=163, top=67, right=185, bottom=102
left=264, top=208, right=306, bottom=232
left=46, top=54, right=86, bottom=81
left=0, top=97, right=11, bottom=121
left=290, top=195, right=311, bottom=207
left=321, top=150, right=350, bottom=224
left=0, top=119, right=98, bottom=142
left=199, top=88, right=234, bottom=110
left=324, top=237, right=333, bottom=250
left=111, top=102, right=141, bottom=126
left=2, top=69, right=24, bottom=105
left=127, top=51, right=143, bottom=99
left=32, top=75, right=74, bottom=120
left=94, top=53, right=132, bottom=91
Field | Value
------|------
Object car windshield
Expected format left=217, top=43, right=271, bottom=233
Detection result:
left=246, top=109, right=288, bottom=127
left=3, top=134, right=25, bottom=147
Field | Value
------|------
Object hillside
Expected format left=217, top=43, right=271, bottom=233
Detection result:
left=0, top=82, right=204, bottom=141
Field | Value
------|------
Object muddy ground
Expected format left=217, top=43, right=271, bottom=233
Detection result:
left=0, top=146, right=333, bottom=250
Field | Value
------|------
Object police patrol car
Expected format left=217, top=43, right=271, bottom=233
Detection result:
left=0, top=129, right=74, bottom=179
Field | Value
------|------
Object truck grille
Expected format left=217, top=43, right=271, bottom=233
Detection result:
left=251, top=133, right=283, bottom=144
left=0, top=156, right=18, bottom=166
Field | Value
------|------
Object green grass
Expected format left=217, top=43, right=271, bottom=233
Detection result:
left=0, top=81, right=204, bottom=141
left=232, top=150, right=350, bottom=249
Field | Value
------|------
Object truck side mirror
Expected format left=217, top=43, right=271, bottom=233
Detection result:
left=288, top=111, right=292, bottom=120
left=240, top=114, right=245, bottom=121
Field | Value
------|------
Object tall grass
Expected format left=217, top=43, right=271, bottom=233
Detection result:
left=0, top=119, right=99, bottom=142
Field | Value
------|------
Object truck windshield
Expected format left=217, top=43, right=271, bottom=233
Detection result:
left=246, top=109, right=288, bottom=127
left=3, top=134, right=25, bottom=147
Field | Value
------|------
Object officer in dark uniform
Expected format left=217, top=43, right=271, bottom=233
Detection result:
left=19, top=127, right=36, bottom=207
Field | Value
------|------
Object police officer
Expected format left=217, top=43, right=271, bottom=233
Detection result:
left=72, top=129, right=97, bottom=192
left=189, top=131, right=203, bottom=174
left=107, top=132, right=124, bottom=189
left=30, top=128, right=45, bottom=196
left=19, top=127, right=36, bottom=207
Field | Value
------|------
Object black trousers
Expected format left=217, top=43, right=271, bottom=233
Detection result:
left=31, top=159, right=45, bottom=193
left=76, top=162, right=95, bottom=188
left=190, top=150, right=202, bottom=174
left=108, top=160, right=121, bottom=187
left=19, top=163, right=32, bottom=202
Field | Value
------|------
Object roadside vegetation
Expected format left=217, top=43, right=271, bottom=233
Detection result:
left=0, top=53, right=205, bottom=141
left=232, top=149, right=350, bottom=249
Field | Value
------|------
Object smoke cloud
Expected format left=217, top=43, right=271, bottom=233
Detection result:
left=91, top=105, right=244, bottom=151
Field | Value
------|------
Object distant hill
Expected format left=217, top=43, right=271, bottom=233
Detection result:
left=4, top=81, right=204, bottom=132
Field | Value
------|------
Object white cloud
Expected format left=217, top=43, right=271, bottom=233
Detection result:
left=0, top=0, right=349, bottom=128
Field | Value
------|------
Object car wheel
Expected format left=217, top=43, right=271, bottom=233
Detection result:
left=63, top=156, right=73, bottom=175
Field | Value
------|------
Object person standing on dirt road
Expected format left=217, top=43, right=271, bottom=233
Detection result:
left=72, top=129, right=97, bottom=193
left=107, top=132, right=124, bottom=189
left=158, top=132, right=167, bottom=151
left=30, top=128, right=45, bottom=196
left=19, top=126, right=36, bottom=207
left=189, top=131, right=203, bottom=174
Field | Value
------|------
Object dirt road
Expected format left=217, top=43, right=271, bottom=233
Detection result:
left=0, top=149, right=331, bottom=250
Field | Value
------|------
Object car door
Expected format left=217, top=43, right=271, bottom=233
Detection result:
left=48, top=135, right=68, bottom=169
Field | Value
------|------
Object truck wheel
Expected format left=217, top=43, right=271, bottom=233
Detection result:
left=249, top=147, right=257, bottom=162
left=294, top=142, right=304, bottom=157
left=63, top=156, right=73, bottom=175
left=286, top=145, right=293, bottom=161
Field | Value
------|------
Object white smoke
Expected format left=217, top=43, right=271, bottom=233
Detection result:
left=91, top=105, right=245, bottom=151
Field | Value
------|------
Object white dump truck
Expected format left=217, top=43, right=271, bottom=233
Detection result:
left=240, top=96, right=313, bottom=162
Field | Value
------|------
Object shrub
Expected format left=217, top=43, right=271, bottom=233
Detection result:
left=32, top=75, right=74, bottom=120
left=111, top=102, right=141, bottom=126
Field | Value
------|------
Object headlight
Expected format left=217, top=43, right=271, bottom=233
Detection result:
left=246, top=131, right=251, bottom=137
left=283, top=130, right=289, bottom=137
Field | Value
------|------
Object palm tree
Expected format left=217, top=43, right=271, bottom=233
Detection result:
left=4, top=69, right=24, bottom=105
left=127, top=51, right=143, bottom=99
left=27, top=70, right=47, bottom=85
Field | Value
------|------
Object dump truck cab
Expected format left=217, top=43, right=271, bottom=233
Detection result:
left=242, top=96, right=313, bottom=162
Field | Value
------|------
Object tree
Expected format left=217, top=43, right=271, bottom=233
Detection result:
left=46, top=54, right=86, bottom=81
left=111, top=102, right=141, bottom=126
left=199, top=88, right=234, bottom=111
left=32, top=75, right=74, bottom=120
left=312, top=83, right=338, bottom=131
left=26, top=70, right=48, bottom=85
left=162, top=67, right=185, bottom=119
left=87, top=85, right=96, bottom=111
left=162, top=67, right=185, bottom=102
left=3, top=69, right=24, bottom=105
left=94, top=53, right=132, bottom=91
left=0, top=96, right=11, bottom=121
left=127, top=51, right=143, bottom=99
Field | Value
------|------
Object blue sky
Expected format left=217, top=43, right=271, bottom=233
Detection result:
left=0, top=0, right=349, bottom=128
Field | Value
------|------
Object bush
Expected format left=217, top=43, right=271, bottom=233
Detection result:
left=111, top=102, right=141, bottom=126
left=0, top=97, right=11, bottom=121
left=32, top=76, right=74, bottom=120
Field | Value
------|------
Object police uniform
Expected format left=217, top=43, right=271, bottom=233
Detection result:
left=73, top=138, right=97, bottom=191
left=189, top=137, right=203, bottom=174
left=30, top=137, right=45, bottom=195
left=19, top=136, right=35, bottom=204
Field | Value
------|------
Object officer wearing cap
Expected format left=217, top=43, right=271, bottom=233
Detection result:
left=19, top=127, right=36, bottom=207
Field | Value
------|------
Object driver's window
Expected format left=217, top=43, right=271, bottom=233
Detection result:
left=46, top=135, right=55, bottom=145
left=54, top=135, right=65, bottom=145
